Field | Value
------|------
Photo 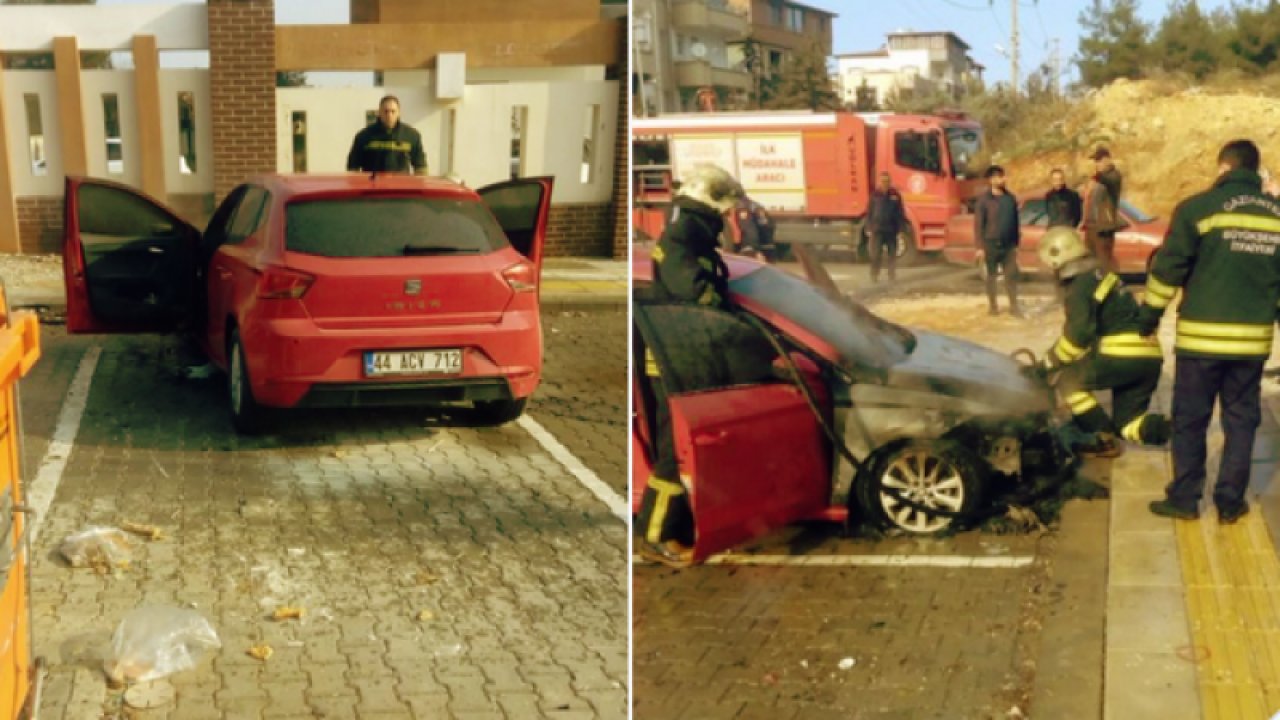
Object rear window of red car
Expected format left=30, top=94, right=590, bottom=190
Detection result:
left=285, top=196, right=510, bottom=257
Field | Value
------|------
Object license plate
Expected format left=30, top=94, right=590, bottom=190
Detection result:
left=364, top=349, right=462, bottom=377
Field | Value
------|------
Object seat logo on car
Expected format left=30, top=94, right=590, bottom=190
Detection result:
left=404, top=279, right=422, bottom=296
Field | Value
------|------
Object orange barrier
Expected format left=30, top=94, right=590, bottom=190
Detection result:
left=0, top=296, right=41, bottom=719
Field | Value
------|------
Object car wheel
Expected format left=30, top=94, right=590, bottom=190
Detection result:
left=228, top=330, right=269, bottom=435
left=472, top=397, right=528, bottom=426
left=855, top=440, right=985, bottom=535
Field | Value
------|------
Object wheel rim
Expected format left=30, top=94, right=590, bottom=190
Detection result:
left=877, top=449, right=965, bottom=533
left=895, top=230, right=912, bottom=258
left=230, top=344, right=244, bottom=415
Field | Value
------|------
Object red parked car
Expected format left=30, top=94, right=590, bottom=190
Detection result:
left=632, top=246, right=1074, bottom=563
left=62, top=173, right=553, bottom=433
left=941, top=189, right=1168, bottom=275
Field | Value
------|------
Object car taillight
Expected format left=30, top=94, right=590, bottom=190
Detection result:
left=502, top=261, right=537, bottom=293
left=259, top=267, right=315, bottom=299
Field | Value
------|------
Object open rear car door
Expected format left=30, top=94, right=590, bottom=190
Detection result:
left=62, top=177, right=200, bottom=333
left=634, top=302, right=830, bottom=563
left=477, top=177, right=554, bottom=281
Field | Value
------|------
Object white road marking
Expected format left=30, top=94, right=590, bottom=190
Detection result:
left=633, top=553, right=1035, bottom=568
left=26, top=346, right=101, bottom=544
left=517, top=415, right=628, bottom=522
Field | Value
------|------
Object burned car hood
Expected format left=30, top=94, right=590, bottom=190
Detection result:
left=876, top=329, right=1053, bottom=417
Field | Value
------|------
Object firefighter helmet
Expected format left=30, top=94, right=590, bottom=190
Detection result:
left=677, top=163, right=744, bottom=213
left=1038, top=227, right=1096, bottom=279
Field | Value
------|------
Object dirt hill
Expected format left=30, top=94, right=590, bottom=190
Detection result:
left=1002, top=78, right=1280, bottom=218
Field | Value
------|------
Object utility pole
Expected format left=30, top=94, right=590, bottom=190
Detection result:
left=1011, top=0, right=1019, bottom=95
left=1050, top=37, right=1061, bottom=96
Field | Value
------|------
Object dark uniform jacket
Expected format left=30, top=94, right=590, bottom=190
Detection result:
left=650, top=196, right=731, bottom=308
left=1049, top=269, right=1161, bottom=367
left=1045, top=187, right=1083, bottom=228
left=866, top=188, right=906, bottom=235
left=974, top=190, right=1020, bottom=248
left=346, top=122, right=427, bottom=174
left=1142, top=168, right=1280, bottom=359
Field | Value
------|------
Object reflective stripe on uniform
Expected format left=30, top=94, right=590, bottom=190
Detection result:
left=1067, top=391, right=1099, bottom=415
left=652, top=246, right=666, bottom=262
left=644, top=348, right=660, bottom=377
left=1176, top=319, right=1274, bottom=356
left=645, top=476, right=686, bottom=544
left=1052, top=336, right=1088, bottom=364
left=1145, top=274, right=1177, bottom=309
left=697, top=286, right=721, bottom=306
left=1093, top=273, right=1120, bottom=302
left=1195, top=213, right=1280, bottom=235
left=1121, top=415, right=1146, bottom=443
left=1098, top=332, right=1163, bottom=358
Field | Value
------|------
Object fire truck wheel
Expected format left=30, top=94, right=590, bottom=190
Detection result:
left=894, top=226, right=921, bottom=266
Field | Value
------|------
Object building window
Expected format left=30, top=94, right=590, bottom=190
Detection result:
left=23, top=94, right=45, bottom=177
left=580, top=104, right=600, bottom=184
left=102, top=94, right=123, bottom=175
left=510, top=105, right=528, bottom=180
left=177, top=91, right=197, bottom=175
left=786, top=7, right=804, bottom=32
left=769, top=0, right=783, bottom=25
left=291, top=111, right=307, bottom=173
left=441, top=108, right=457, bottom=175
left=769, top=50, right=784, bottom=74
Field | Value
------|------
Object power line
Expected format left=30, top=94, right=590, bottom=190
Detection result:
left=939, top=0, right=989, bottom=11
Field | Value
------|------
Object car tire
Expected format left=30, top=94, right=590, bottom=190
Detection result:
left=472, top=397, right=528, bottom=426
left=854, top=440, right=985, bottom=535
left=228, top=329, right=269, bottom=435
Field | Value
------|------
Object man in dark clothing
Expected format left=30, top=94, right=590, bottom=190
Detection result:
left=974, top=165, right=1022, bottom=317
left=1034, top=227, right=1169, bottom=458
left=727, top=195, right=767, bottom=259
left=1140, top=140, right=1280, bottom=524
left=1045, top=168, right=1083, bottom=228
left=637, top=163, right=743, bottom=567
left=1083, top=147, right=1126, bottom=272
left=346, top=96, right=428, bottom=175
left=866, top=172, right=907, bottom=283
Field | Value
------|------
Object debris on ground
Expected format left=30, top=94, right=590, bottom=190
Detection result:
left=59, top=527, right=133, bottom=572
left=246, top=644, right=273, bottom=661
left=838, top=658, right=857, bottom=670
left=271, top=606, right=305, bottom=621
left=120, top=521, right=164, bottom=541
left=416, top=609, right=435, bottom=622
left=104, top=607, right=221, bottom=685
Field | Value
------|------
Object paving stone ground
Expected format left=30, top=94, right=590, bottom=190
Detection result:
left=22, top=307, right=627, bottom=719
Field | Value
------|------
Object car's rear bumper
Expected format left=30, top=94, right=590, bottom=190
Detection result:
left=241, top=310, right=541, bottom=408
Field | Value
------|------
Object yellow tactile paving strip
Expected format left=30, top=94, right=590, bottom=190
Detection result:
left=1177, top=510, right=1280, bottom=719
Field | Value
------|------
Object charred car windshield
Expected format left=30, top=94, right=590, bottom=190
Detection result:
left=730, top=265, right=913, bottom=371
left=286, top=196, right=510, bottom=258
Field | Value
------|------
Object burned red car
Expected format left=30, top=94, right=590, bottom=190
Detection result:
left=941, top=189, right=1168, bottom=275
left=62, top=174, right=552, bottom=433
left=632, top=247, right=1073, bottom=562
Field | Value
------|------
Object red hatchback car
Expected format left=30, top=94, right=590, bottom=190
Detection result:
left=62, top=174, right=553, bottom=433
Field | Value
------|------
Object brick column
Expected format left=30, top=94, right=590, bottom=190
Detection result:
left=0, top=48, right=19, bottom=253
left=610, top=17, right=628, bottom=259
left=208, top=0, right=277, bottom=204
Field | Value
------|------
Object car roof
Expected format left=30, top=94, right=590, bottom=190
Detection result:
left=631, top=243, right=766, bottom=283
left=251, top=173, right=477, bottom=201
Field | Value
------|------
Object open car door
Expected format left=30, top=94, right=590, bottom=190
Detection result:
left=477, top=177, right=554, bottom=280
left=634, top=302, right=830, bottom=563
left=62, top=177, right=200, bottom=333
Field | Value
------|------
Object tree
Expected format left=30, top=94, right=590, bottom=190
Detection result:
left=854, top=79, right=878, bottom=111
left=2, top=0, right=111, bottom=69
left=1151, top=0, right=1225, bottom=80
left=1228, top=0, right=1280, bottom=73
left=1076, top=0, right=1151, bottom=87
left=763, top=41, right=839, bottom=111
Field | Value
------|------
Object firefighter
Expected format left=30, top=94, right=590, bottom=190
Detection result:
left=1140, top=140, right=1280, bottom=524
left=867, top=172, right=907, bottom=283
left=1031, top=227, right=1170, bottom=458
left=346, top=95, right=428, bottom=175
left=637, top=163, right=744, bottom=567
left=727, top=195, right=766, bottom=260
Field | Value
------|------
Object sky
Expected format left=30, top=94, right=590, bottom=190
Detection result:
left=806, top=0, right=1240, bottom=90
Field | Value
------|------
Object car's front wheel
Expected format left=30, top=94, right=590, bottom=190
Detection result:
left=228, top=329, right=269, bottom=435
left=855, top=440, right=985, bottom=535
left=472, top=397, right=528, bottom=426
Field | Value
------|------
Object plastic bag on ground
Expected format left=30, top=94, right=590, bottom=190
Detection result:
left=104, top=607, right=221, bottom=684
left=59, top=527, right=133, bottom=570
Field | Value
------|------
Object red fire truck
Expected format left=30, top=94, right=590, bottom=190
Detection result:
left=633, top=111, right=984, bottom=263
